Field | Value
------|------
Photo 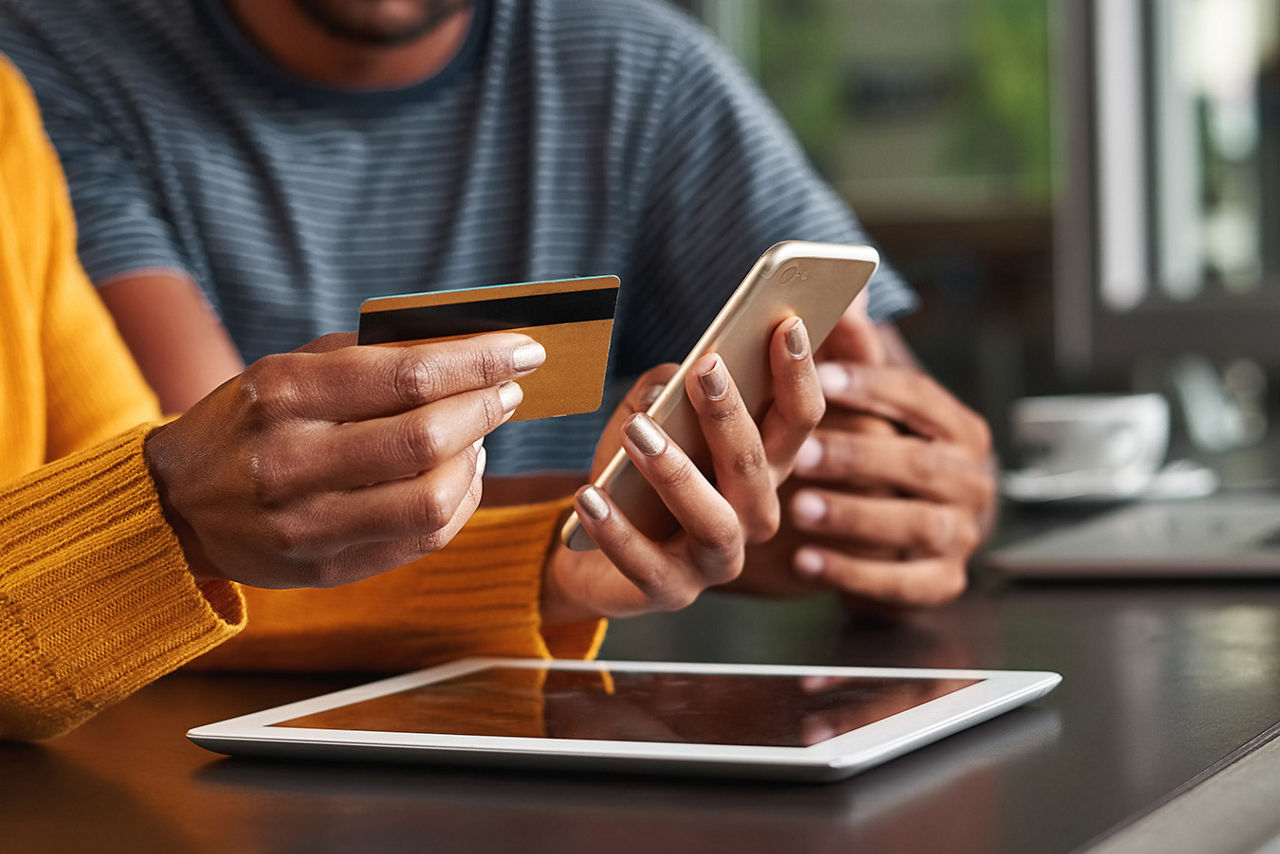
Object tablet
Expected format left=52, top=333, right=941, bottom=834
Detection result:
left=188, top=659, right=1060, bottom=782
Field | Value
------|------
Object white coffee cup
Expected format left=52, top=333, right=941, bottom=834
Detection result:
left=1010, top=394, right=1170, bottom=495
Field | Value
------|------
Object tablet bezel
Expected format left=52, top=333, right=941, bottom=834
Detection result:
left=187, top=659, right=1060, bottom=781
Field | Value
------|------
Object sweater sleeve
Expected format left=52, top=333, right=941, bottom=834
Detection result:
left=189, top=496, right=604, bottom=673
left=0, top=424, right=246, bottom=741
left=0, top=58, right=246, bottom=741
left=0, top=55, right=161, bottom=465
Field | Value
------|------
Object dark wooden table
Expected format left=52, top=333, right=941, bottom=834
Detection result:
left=6, top=574, right=1280, bottom=854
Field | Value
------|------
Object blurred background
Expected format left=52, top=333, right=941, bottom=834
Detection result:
left=674, top=0, right=1280, bottom=462
left=601, top=0, right=1280, bottom=657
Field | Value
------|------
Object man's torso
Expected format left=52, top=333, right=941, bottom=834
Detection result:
left=0, top=0, right=914, bottom=474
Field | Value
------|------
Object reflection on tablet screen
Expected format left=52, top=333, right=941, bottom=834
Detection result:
left=272, top=668, right=981, bottom=747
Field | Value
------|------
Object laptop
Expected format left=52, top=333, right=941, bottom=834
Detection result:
left=986, top=493, right=1280, bottom=578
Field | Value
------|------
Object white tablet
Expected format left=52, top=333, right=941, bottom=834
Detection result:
left=188, top=659, right=1060, bottom=782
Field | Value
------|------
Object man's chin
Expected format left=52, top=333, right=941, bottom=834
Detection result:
left=292, top=0, right=473, bottom=47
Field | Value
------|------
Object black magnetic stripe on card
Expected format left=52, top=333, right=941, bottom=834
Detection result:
left=358, top=287, right=619, bottom=344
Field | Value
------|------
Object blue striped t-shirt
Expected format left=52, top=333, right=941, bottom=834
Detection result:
left=0, top=0, right=917, bottom=475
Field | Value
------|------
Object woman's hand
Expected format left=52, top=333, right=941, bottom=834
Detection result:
left=542, top=317, right=826, bottom=622
left=144, top=331, right=546, bottom=589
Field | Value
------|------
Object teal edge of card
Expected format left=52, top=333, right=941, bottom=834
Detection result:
left=357, top=274, right=621, bottom=314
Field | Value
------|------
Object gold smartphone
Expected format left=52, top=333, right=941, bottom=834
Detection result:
left=560, top=241, right=880, bottom=551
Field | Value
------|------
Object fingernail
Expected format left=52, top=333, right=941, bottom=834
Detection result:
left=475, top=446, right=488, bottom=478
left=697, top=357, right=729, bottom=401
left=792, top=490, right=827, bottom=526
left=639, top=383, right=664, bottom=409
left=795, top=436, right=823, bottom=471
left=579, top=486, right=610, bottom=521
left=472, top=437, right=484, bottom=452
left=794, top=548, right=825, bottom=578
left=512, top=342, right=546, bottom=372
left=817, top=363, right=852, bottom=395
left=786, top=319, right=809, bottom=359
left=625, top=412, right=667, bottom=456
left=498, top=381, right=523, bottom=412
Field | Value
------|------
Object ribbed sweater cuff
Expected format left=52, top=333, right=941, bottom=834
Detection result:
left=528, top=498, right=608, bottom=661
left=0, top=424, right=245, bottom=739
left=188, top=493, right=603, bottom=673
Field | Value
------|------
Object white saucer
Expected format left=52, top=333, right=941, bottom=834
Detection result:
left=1003, top=459, right=1220, bottom=504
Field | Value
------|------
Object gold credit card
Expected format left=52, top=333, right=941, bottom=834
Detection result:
left=357, top=276, right=620, bottom=421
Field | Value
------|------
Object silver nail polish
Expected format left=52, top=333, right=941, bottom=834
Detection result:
left=786, top=319, right=809, bottom=359
left=498, top=381, right=523, bottom=412
left=625, top=413, right=668, bottom=456
left=639, top=383, right=664, bottom=409
left=579, top=486, right=610, bottom=521
left=698, top=359, right=729, bottom=400
left=511, top=342, right=546, bottom=372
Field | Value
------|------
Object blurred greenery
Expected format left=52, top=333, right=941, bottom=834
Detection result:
left=950, top=0, right=1053, bottom=201
left=754, top=0, right=1052, bottom=206
left=756, top=0, right=848, bottom=174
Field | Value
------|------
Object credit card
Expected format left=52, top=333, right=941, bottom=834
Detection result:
left=358, top=276, right=620, bottom=421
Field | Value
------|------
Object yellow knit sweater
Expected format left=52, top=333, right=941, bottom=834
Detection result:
left=0, top=61, right=600, bottom=741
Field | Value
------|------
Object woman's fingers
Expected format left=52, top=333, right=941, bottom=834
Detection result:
left=569, top=412, right=747, bottom=612
left=265, top=382, right=520, bottom=495
left=258, top=442, right=486, bottom=574
left=618, top=413, right=744, bottom=580
left=262, top=332, right=545, bottom=423
left=679, top=317, right=823, bottom=543
left=319, top=448, right=486, bottom=587
left=587, top=363, right=680, bottom=476
left=684, top=354, right=779, bottom=542
left=757, top=317, right=826, bottom=475
left=550, top=318, right=827, bottom=620
left=569, top=486, right=692, bottom=612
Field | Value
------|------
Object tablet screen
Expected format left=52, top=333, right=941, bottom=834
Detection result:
left=270, top=667, right=980, bottom=747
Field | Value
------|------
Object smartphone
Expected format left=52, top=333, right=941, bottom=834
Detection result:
left=560, top=241, right=880, bottom=551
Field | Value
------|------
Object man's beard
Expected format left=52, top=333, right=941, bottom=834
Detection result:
left=293, top=0, right=474, bottom=47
